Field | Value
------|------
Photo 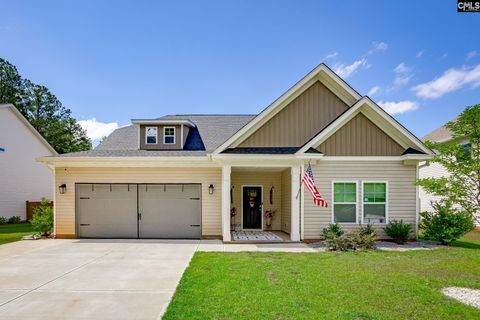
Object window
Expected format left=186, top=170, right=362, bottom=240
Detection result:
left=332, top=182, right=357, bottom=223
left=363, top=182, right=387, bottom=224
left=164, top=127, right=175, bottom=144
left=145, top=127, right=157, bottom=144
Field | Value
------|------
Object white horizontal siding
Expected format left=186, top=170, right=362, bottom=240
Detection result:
left=303, top=161, right=417, bottom=239
left=418, top=162, right=448, bottom=213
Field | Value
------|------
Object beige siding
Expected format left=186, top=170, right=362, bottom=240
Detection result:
left=140, top=125, right=183, bottom=150
left=418, top=162, right=448, bottom=213
left=54, top=167, right=221, bottom=237
left=239, top=81, right=348, bottom=147
left=281, top=169, right=291, bottom=233
left=303, top=161, right=417, bottom=239
left=317, top=113, right=405, bottom=156
left=230, top=171, right=282, bottom=230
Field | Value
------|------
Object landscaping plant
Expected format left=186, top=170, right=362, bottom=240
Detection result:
left=420, top=202, right=474, bottom=245
left=7, top=216, right=22, bottom=224
left=31, top=198, right=54, bottom=236
left=0, top=217, right=7, bottom=225
left=322, top=223, right=377, bottom=251
left=384, top=220, right=411, bottom=243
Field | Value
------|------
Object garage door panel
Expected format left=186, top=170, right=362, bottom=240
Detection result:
left=138, top=184, right=201, bottom=239
left=77, top=184, right=138, bottom=238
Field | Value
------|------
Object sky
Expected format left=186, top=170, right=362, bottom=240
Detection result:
left=1, top=0, right=479, bottom=144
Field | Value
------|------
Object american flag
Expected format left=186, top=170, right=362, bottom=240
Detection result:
left=302, top=163, right=328, bottom=207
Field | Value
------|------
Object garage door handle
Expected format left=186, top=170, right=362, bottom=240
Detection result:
left=80, top=224, right=90, bottom=226
left=190, top=197, right=200, bottom=200
left=190, top=225, right=200, bottom=227
left=79, top=197, right=90, bottom=200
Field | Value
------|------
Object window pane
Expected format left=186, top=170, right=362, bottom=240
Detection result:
left=165, top=128, right=174, bottom=136
left=334, top=183, right=344, bottom=193
left=146, top=136, right=156, bottom=144
left=344, top=183, right=356, bottom=193
left=364, top=183, right=375, bottom=194
left=374, top=183, right=386, bottom=193
left=333, top=192, right=344, bottom=202
left=334, top=204, right=356, bottom=223
left=364, top=204, right=386, bottom=223
left=165, top=136, right=174, bottom=144
left=373, top=195, right=386, bottom=202
left=344, top=192, right=356, bottom=202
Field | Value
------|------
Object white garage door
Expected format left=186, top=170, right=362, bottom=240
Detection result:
left=76, top=183, right=201, bottom=239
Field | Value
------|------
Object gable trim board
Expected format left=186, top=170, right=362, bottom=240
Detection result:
left=212, top=64, right=362, bottom=155
left=296, top=97, right=434, bottom=156
left=0, top=104, right=57, bottom=155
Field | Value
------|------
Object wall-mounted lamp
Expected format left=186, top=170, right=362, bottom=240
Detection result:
left=58, top=184, right=67, bottom=195
left=208, top=184, right=215, bottom=195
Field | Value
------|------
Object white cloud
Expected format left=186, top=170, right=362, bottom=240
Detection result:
left=412, top=64, right=480, bottom=99
left=387, top=63, right=414, bottom=91
left=467, top=51, right=477, bottom=60
left=416, top=50, right=425, bottom=58
left=367, top=85, right=380, bottom=96
left=78, top=118, right=119, bottom=141
left=378, top=100, right=419, bottom=115
left=333, top=58, right=367, bottom=78
left=368, top=41, right=388, bottom=54
left=323, top=52, right=338, bottom=60
left=439, top=53, right=448, bottom=61
left=394, top=63, right=411, bottom=74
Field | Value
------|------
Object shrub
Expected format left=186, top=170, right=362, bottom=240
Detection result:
left=31, top=198, right=54, bottom=236
left=420, top=202, right=474, bottom=245
left=7, top=216, right=22, bottom=224
left=0, top=217, right=7, bottom=225
left=322, top=223, right=377, bottom=251
left=384, top=220, right=411, bottom=243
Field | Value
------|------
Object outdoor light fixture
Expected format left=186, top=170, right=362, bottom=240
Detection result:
left=208, top=184, right=215, bottom=195
left=58, top=184, right=67, bottom=195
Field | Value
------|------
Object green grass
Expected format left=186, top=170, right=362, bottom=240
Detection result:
left=0, top=223, right=35, bottom=245
left=164, top=247, right=480, bottom=319
left=453, top=229, right=480, bottom=249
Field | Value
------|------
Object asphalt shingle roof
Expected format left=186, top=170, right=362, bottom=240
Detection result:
left=55, top=114, right=255, bottom=157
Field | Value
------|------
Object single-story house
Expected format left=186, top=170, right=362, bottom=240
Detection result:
left=38, top=64, right=434, bottom=241
left=0, top=104, right=56, bottom=219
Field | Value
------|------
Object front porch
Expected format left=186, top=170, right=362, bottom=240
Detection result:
left=221, top=165, right=301, bottom=242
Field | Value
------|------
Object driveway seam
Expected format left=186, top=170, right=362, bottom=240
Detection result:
left=0, top=247, right=116, bottom=308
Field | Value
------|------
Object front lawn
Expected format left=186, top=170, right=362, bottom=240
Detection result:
left=164, top=247, right=480, bottom=319
left=453, top=229, right=480, bottom=249
left=0, top=223, right=34, bottom=245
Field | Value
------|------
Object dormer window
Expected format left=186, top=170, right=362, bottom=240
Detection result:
left=164, top=127, right=175, bottom=144
left=146, top=127, right=158, bottom=144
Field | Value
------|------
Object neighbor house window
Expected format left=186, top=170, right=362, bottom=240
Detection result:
left=145, top=127, right=157, bottom=144
left=332, top=182, right=357, bottom=223
left=363, top=182, right=387, bottom=224
left=164, top=127, right=175, bottom=144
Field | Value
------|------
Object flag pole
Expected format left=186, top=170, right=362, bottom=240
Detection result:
left=296, top=161, right=308, bottom=199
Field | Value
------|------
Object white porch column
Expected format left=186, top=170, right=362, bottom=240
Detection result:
left=290, top=166, right=301, bottom=241
left=221, top=165, right=231, bottom=242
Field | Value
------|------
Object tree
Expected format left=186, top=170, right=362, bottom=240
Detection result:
left=0, top=58, right=91, bottom=153
left=416, top=104, right=480, bottom=224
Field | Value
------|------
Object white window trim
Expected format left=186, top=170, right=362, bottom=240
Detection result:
left=163, top=127, right=176, bottom=145
left=331, top=180, right=358, bottom=224
left=361, top=181, right=389, bottom=225
left=145, top=126, right=158, bottom=145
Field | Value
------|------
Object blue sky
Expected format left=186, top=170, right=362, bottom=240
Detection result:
left=1, top=0, right=479, bottom=143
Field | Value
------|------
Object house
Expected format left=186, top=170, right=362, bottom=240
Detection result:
left=0, top=104, right=57, bottom=220
left=419, top=119, right=479, bottom=225
left=38, top=64, right=434, bottom=241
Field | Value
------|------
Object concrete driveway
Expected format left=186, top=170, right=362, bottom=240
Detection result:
left=0, top=239, right=200, bottom=320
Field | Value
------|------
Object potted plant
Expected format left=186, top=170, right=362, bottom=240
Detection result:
left=264, top=209, right=276, bottom=227
left=230, top=207, right=237, bottom=230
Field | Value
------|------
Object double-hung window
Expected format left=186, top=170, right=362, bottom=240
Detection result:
left=363, top=182, right=387, bottom=223
left=332, top=182, right=357, bottom=223
left=145, top=127, right=157, bottom=144
left=164, top=127, right=175, bottom=144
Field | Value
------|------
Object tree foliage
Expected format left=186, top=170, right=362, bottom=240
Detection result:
left=0, top=58, right=91, bottom=153
left=416, top=104, right=480, bottom=224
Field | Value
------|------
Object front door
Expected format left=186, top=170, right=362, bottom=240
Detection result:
left=242, top=186, right=262, bottom=229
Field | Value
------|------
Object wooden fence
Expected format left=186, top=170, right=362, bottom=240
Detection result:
left=26, top=201, right=53, bottom=221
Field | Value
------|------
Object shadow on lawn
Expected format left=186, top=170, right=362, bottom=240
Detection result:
left=452, top=241, right=480, bottom=249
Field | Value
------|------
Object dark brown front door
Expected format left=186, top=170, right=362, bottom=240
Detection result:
left=243, top=186, right=262, bottom=229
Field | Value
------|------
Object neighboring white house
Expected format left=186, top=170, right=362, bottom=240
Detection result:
left=0, top=104, right=57, bottom=219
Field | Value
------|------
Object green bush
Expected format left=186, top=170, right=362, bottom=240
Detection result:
left=384, top=220, right=412, bottom=243
left=0, top=217, right=7, bottom=225
left=7, top=216, right=22, bottom=224
left=31, top=198, right=54, bottom=236
left=420, top=202, right=474, bottom=245
left=322, top=223, right=377, bottom=251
